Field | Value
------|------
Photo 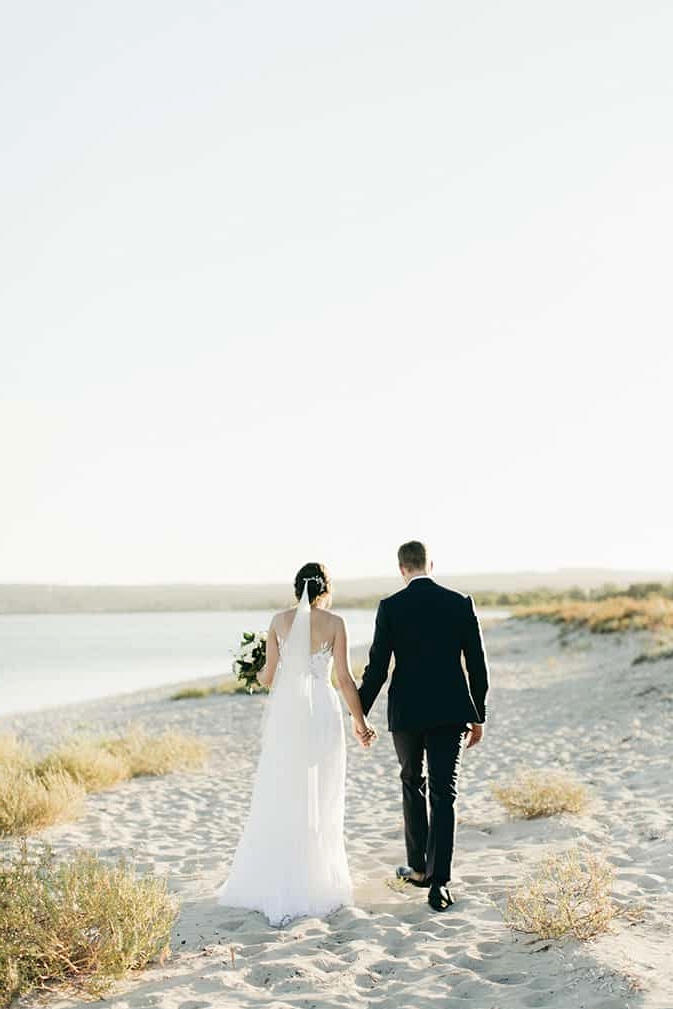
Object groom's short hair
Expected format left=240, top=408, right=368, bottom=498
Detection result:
left=397, top=540, right=428, bottom=571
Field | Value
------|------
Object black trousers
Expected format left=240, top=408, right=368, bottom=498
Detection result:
left=392, top=724, right=467, bottom=886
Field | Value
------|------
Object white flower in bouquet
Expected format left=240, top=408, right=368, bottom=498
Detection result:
left=232, top=629, right=267, bottom=692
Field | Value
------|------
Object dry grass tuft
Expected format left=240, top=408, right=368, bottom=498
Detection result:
left=0, top=766, right=86, bottom=837
left=0, top=837, right=177, bottom=1006
left=505, top=846, right=640, bottom=940
left=492, top=768, right=589, bottom=818
left=384, top=876, right=411, bottom=894
left=35, top=737, right=129, bottom=792
left=0, top=734, right=33, bottom=772
left=0, top=727, right=208, bottom=836
left=516, top=596, right=673, bottom=633
left=171, top=679, right=269, bottom=699
left=101, top=726, right=208, bottom=777
left=171, top=685, right=212, bottom=700
left=632, top=642, right=673, bottom=665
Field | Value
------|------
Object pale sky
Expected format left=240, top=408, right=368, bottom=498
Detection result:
left=2, top=1, right=672, bottom=584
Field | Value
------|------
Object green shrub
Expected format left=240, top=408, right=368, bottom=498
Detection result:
left=0, top=838, right=177, bottom=1005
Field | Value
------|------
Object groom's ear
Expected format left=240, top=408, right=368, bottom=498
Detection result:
left=430, top=560, right=434, bottom=572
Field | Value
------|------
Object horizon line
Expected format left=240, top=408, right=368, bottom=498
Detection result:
left=1, top=565, right=672, bottom=589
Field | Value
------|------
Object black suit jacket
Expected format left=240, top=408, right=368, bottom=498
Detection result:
left=358, top=578, right=490, bottom=732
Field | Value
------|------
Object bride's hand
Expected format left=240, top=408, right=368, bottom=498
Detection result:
left=354, top=718, right=377, bottom=748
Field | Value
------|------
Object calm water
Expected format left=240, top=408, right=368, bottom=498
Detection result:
left=0, top=607, right=510, bottom=717
left=0, top=609, right=378, bottom=716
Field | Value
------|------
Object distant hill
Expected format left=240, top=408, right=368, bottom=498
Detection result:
left=0, top=568, right=671, bottom=614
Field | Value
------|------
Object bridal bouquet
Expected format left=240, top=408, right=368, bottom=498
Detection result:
left=232, top=630, right=267, bottom=692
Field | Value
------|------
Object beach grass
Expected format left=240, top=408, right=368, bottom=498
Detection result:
left=504, top=846, right=639, bottom=940
left=492, top=768, right=589, bottom=818
left=0, top=766, right=86, bottom=837
left=0, top=727, right=209, bottom=836
left=0, top=734, right=33, bottom=772
left=101, top=726, right=208, bottom=777
left=170, top=685, right=213, bottom=700
left=35, top=737, right=129, bottom=792
left=515, top=595, right=673, bottom=634
left=170, top=680, right=267, bottom=700
left=0, top=837, right=177, bottom=1006
left=632, top=639, right=673, bottom=665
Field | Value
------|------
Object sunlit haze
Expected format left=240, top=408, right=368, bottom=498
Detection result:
left=2, top=2, right=671, bottom=584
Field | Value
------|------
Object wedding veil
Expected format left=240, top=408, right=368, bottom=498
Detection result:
left=266, top=577, right=320, bottom=827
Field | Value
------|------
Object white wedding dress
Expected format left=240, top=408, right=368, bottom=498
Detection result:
left=216, top=584, right=353, bottom=926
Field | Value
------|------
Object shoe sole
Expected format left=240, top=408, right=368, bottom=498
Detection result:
left=395, top=870, right=431, bottom=888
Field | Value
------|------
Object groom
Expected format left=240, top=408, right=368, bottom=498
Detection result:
left=357, top=541, right=490, bottom=911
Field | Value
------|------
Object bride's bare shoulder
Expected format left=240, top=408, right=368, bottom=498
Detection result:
left=272, top=609, right=295, bottom=634
left=319, top=609, right=346, bottom=632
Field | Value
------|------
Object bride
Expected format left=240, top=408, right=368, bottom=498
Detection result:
left=216, top=562, right=376, bottom=926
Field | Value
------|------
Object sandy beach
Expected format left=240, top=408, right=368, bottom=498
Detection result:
left=3, top=617, right=672, bottom=1009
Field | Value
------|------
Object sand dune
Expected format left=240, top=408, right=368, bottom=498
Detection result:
left=4, top=618, right=672, bottom=1009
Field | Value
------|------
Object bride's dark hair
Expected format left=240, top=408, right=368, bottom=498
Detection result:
left=294, top=562, right=331, bottom=604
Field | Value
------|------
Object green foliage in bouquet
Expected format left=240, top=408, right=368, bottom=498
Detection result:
left=232, top=631, right=268, bottom=693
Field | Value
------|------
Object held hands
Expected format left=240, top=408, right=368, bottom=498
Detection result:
left=353, top=717, right=377, bottom=748
left=465, top=722, right=484, bottom=749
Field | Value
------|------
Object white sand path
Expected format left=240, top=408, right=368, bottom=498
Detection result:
left=4, top=618, right=672, bottom=1009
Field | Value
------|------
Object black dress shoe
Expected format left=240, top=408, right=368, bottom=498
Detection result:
left=428, top=883, right=454, bottom=911
left=396, top=866, right=431, bottom=888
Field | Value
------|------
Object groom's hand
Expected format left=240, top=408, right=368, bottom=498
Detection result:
left=465, top=723, right=484, bottom=748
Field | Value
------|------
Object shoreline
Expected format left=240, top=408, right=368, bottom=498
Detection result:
left=0, top=641, right=371, bottom=738
left=1, top=609, right=511, bottom=721
left=0, top=609, right=381, bottom=721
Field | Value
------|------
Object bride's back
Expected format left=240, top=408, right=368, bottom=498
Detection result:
left=274, top=606, right=339, bottom=654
